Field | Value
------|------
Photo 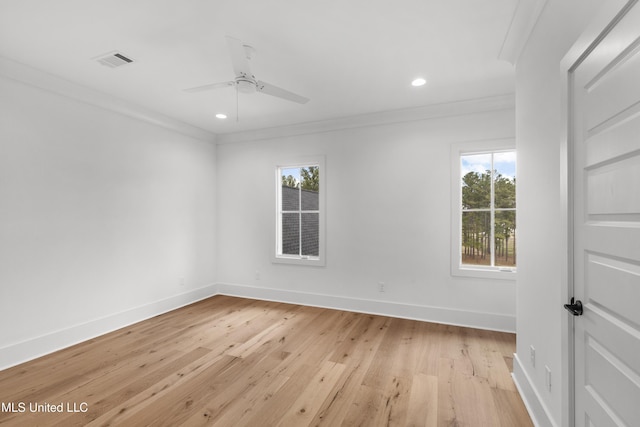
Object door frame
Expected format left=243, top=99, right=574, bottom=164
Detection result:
left=559, top=1, right=637, bottom=425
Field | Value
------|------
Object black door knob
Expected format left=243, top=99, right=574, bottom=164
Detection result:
left=564, top=297, right=583, bottom=316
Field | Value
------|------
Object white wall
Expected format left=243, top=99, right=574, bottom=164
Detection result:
left=216, top=103, right=517, bottom=331
left=0, top=71, right=217, bottom=369
left=514, top=0, right=600, bottom=425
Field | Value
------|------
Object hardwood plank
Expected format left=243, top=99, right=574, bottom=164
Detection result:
left=240, top=363, right=321, bottom=427
left=191, top=373, right=290, bottom=426
left=341, top=383, right=384, bottom=426
left=415, top=321, right=444, bottom=377
left=372, top=374, right=413, bottom=426
left=492, top=387, right=534, bottom=427
left=437, top=357, right=459, bottom=425
left=361, top=316, right=411, bottom=389
left=85, top=353, right=232, bottom=426
left=0, top=296, right=532, bottom=426
left=328, top=313, right=389, bottom=367
left=311, top=315, right=389, bottom=425
left=70, top=347, right=211, bottom=426
left=406, top=373, right=438, bottom=427
left=275, top=361, right=346, bottom=427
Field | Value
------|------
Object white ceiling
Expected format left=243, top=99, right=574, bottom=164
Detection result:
left=0, top=0, right=520, bottom=135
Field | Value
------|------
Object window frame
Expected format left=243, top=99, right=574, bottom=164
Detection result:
left=273, top=156, right=326, bottom=267
left=450, top=140, right=517, bottom=280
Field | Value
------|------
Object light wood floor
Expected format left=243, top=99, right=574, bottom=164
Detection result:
left=0, top=296, right=532, bottom=426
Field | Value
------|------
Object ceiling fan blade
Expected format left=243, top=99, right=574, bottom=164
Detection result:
left=226, top=36, right=253, bottom=78
left=256, top=81, right=310, bottom=104
left=183, top=81, right=234, bottom=93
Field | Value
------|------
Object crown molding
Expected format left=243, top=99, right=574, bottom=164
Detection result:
left=499, top=0, right=549, bottom=65
left=0, top=54, right=514, bottom=146
left=216, top=94, right=515, bottom=145
left=0, top=56, right=216, bottom=143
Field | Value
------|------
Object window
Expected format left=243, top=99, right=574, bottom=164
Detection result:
left=274, top=157, right=325, bottom=266
left=451, top=141, right=516, bottom=279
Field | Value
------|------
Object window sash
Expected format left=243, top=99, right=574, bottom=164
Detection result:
left=460, top=151, right=516, bottom=270
left=274, top=159, right=324, bottom=266
left=278, top=209, right=321, bottom=259
left=451, top=140, right=516, bottom=280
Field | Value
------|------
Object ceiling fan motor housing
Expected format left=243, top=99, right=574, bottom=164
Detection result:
left=236, top=77, right=256, bottom=93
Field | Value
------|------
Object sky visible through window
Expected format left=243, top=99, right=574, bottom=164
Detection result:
left=461, top=151, right=516, bottom=180
left=281, top=167, right=300, bottom=186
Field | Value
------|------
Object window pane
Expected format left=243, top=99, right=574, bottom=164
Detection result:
left=301, top=213, right=319, bottom=256
left=494, top=151, right=516, bottom=209
left=300, top=166, right=319, bottom=211
left=300, top=166, right=319, bottom=192
left=461, top=154, right=491, bottom=209
left=281, top=213, right=300, bottom=255
left=461, top=211, right=491, bottom=266
left=495, top=211, right=516, bottom=267
left=301, top=188, right=319, bottom=211
left=281, top=167, right=300, bottom=188
left=494, top=151, right=516, bottom=178
left=281, top=167, right=300, bottom=211
left=282, top=185, right=300, bottom=211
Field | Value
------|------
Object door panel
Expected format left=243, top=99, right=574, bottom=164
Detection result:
left=587, top=225, right=640, bottom=260
left=586, top=106, right=640, bottom=168
left=587, top=155, right=640, bottom=215
left=587, top=254, right=640, bottom=329
left=586, top=45, right=640, bottom=129
left=571, top=1, right=640, bottom=426
left=585, top=337, right=640, bottom=425
left=579, top=3, right=640, bottom=128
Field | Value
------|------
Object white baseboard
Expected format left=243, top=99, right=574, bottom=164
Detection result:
left=216, top=282, right=516, bottom=333
left=512, top=353, right=557, bottom=427
left=1, top=283, right=515, bottom=371
left=0, top=284, right=219, bottom=371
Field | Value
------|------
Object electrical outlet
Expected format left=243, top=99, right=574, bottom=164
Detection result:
left=545, top=366, right=552, bottom=391
left=179, top=277, right=185, bottom=287
left=378, top=282, right=385, bottom=292
left=255, top=271, right=260, bottom=280
left=530, top=345, right=535, bottom=367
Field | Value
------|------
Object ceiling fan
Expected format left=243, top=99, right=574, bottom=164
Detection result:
left=184, top=36, right=310, bottom=105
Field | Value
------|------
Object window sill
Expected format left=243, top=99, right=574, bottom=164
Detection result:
left=452, top=266, right=517, bottom=280
left=272, top=255, right=325, bottom=267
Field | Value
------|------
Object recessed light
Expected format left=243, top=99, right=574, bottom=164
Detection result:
left=215, top=113, right=227, bottom=119
left=411, top=77, right=427, bottom=87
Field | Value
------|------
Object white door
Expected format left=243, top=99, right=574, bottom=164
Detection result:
left=570, top=0, right=640, bottom=425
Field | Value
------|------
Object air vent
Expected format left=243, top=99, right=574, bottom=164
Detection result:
left=94, top=51, right=134, bottom=68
